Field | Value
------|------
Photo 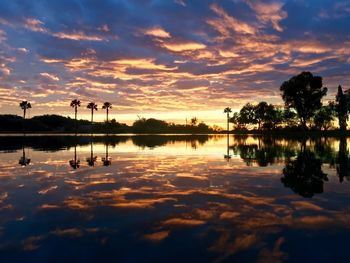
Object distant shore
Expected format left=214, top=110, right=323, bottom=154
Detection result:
left=2, top=114, right=350, bottom=137
left=1, top=130, right=350, bottom=137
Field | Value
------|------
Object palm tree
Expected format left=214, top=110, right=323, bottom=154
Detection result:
left=70, top=99, right=81, bottom=121
left=102, top=102, right=112, bottom=123
left=190, top=117, right=198, bottom=126
left=19, top=101, right=32, bottom=119
left=87, top=102, right=98, bottom=123
left=224, top=107, right=232, bottom=133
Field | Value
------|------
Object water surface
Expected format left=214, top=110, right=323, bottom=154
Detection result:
left=0, top=134, right=350, bottom=262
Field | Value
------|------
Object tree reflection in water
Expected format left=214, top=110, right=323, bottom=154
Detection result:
left=18, top=134, right=31, bottom=166
left=9, top=134, right=350, bottom=190
left=281, top=150, right=328, bottom=198
left=69, top=137, right=80, bottom=170
left=230, top=136, right=295, bottom=166
left=102, top=141, right=111, bottom=166
left=86, top=136, right=97, bottom=166
left=336, top=137, right=350, bottom=182
left=18, top=146, right=30, bottom=166
left=224, top=133, right=231, bottom=160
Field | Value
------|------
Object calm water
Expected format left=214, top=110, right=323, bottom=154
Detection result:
left=0, top=134, right=350, bottom=262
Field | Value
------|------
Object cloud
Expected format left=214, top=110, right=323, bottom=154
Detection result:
left=161, top=41, right=206, bottom=52
left=174, top=0, right=186, bottom=7
left=17, top=48, right=29, bottom=53
left=143, top=231, right=170, bottom=242
left=143, top=26, right=171, bottom=38
left=209, top=4, right=256, bottom=35
left=52, top=31, right=104, bottom=41
left=24, top=18, right=47, bottom=32
left=245, top=0, right=287, bottom=32
left=98, top=24, right=110, bottom=32
left=162, top=218, right=206, bottom=226
left=39, top=72, right=60, bottom=81
left=0, top=29, right=6, bottom=43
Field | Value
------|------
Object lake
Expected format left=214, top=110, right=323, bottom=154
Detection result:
left=0, top=134, right=350, bottom=262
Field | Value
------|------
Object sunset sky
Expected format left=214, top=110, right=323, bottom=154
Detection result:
left=0, top=0, right=350, bottom=127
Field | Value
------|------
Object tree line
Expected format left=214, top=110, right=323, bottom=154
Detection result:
left=224, top=72, right=350, bottom=131
left=13, top=99, right=216, bottom=133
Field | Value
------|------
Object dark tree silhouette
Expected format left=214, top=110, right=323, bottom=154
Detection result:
left=254, top=102, right=281, bottom=130
left=190, top=117, right=198, bottom=126
left=229, top=112, right=243, bottom=130
left=281, top=150, right=328, bottom=198
left=70, top=99, right=81, bottom=121
left=282, top=108, right=298, bottom=127
left=254, top=102, right=269, bottom=129
left=102, top=102, right=112, bottom=123
left=313, top=103, right=335, bottom=130
left=265, top=106, right=283, bottom=130
left=231, top=142, right=277, bottom=166
left=102, top=142, right=111, bottom=166
left=336, top=136, right=350, bottom=182
left=86, top=139, right=97, bottom=166
left=19, top=146, right=31, bottom=166
left=224, top=133, right=231, bottom=160
left=69, top=145, right=80, bottom=169
left=336, top=85, right=349, bottom=131
left=280, top=72, right=327, bottom=129
left=87, top=102, right=98, bottom=123
left=224, top=107, right=232, bottom=132
left=19, top=101, right=32, bottom=119
left=239, top=103, right=257, bottom=129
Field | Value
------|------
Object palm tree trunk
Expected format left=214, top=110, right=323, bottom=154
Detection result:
left=23, top=108, right=26, bottom=119
left=106, top=108, right=109, bottom=123
left=74, top=106, right=78, bottom=133
left=91, top=109, right=93, bottom=123
left=226, top=133, right=229, bottom=156
left=90, top=141, right=93, bottom=162
left=74, top=145, right=77, bottom=164
left=227, top=113, right=229, bottom=133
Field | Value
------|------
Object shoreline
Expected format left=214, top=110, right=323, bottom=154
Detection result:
left=1, top=130, right=350, bottom=137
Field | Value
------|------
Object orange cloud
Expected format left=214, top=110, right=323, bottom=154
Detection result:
left=245, top=0, right=287, bottom=32
left=144, top=26, right=171, bottom=38
left=53, top=31, right=104, bottom=41
left=143, top=231, right=170, bottom=242
left=24, top=18, right=47, bottom=32
left=209, top=4, right=256, bottom=35
left=162, top=218, right=206, bottom=226
left=39, top=72, right=60, bottom=81
left=161, top=41, right=206, bottom=52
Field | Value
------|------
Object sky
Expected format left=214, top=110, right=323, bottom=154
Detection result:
left=0, top=0, right=350, bottom=127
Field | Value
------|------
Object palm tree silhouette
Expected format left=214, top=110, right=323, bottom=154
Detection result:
left=224, top=107, right=232, bottom=133
left=86, top=138, right=97, bottom=166
left=69, top=144, right=80, bottom=169
left=87, top=102, right=98, bottom=123
left=102, top=142, right=111, bottom=166
left=224, top=133, right=231, bottom=160
left=70, top=99, right=81, bottom=121
left=20, top=101, right=32, bottom=119
left=19, top=146, right=31, bottom=166
left=102, top=102, right=112, bottom=123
